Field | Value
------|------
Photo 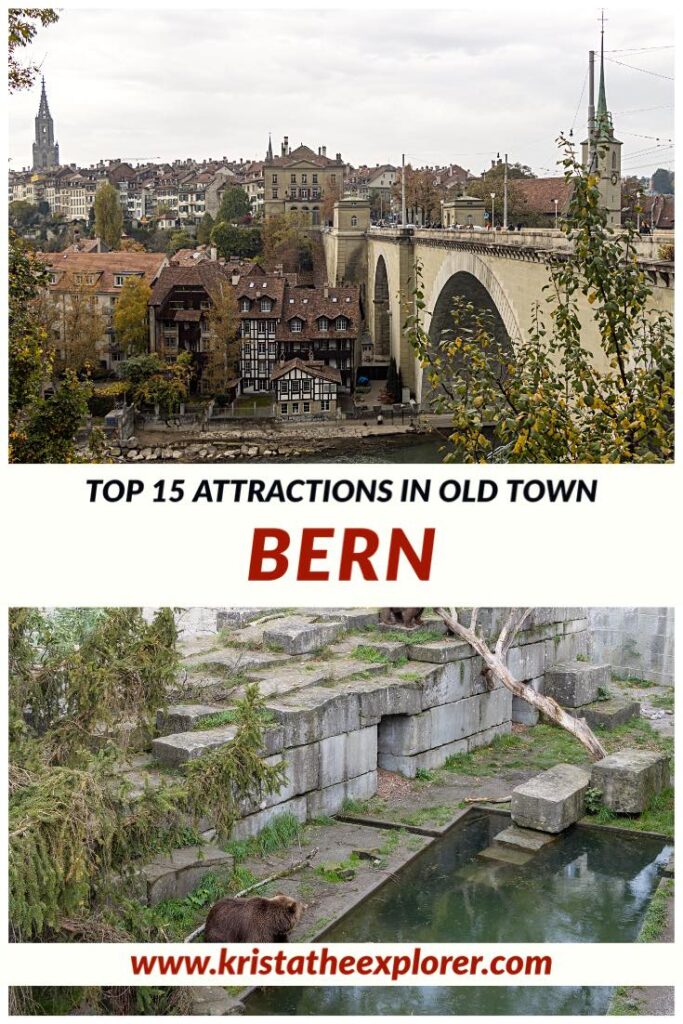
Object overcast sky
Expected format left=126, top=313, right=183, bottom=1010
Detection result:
left=8, top=5, right=674, bottom=179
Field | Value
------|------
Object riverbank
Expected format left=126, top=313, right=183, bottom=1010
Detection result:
left=94, top=418, right=452, bottom=464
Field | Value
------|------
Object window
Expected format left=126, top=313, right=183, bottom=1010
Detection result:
left=291, top=174, right=296, bottom=184
left=336, top=317, right=348, bottom=331
left=291, top=379, right=301, bottom=395
left=312, top=174, right=318, bottom=184
left=351, top=216, right=357, bottom=227
left=240, top=298, right=250, bottom=311
left=303, top=402, right=310, bottom=413
left=302, top=379, right=311, bottom=394
left=301, top=174, right=307, bottom=184
left=292, top=402, right=299, bottom=414
left=200, top=300, right=210, bottom=310
left=281, top=403, right=287, bottom=415
left=318, top=317, right=329, bottom=332
left=321, top=399, right=330, bottom=411
left=330, top=174, right=337, bottom=185
left=272, top=189, right=278, bottom=199
left=260, top=297, right=272, bottom=312
left=290, top=318, right=303, bottom=333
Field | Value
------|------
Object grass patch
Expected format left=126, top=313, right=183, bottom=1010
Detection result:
left=650, top=692, right=674, bottom=710
left=192, top=708, right=274, bottom=730
left=608, top=987, right=643, bottom=1015
left=117, top=869, right=239, bottom=941
left=340, top=797, right=373, bottom=815
left=415, top=768, right=436, bottom=782
left=398, top=671, right=425, bottom=682
left=585, top=787, right=674, bottom=838
left=225, top=812, right=306, bottom=862
left=443, top=719, right=672, bottom=778
left=394, top=804, right=453, bottom=827
left=316, top=852, right=362, bottom=883
left=354, top=645, right=392, bottom=664
left=638, top=878, right=673, bottom=941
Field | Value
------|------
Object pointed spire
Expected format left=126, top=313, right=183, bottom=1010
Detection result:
left=597, top=12, right=608, bottom=119
left=266, top=132, right=273, bottom=162
left=38, top=75, right=51, bottom=118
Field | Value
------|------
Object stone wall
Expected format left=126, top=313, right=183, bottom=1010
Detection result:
left=588, top=608, right=674, bottom=686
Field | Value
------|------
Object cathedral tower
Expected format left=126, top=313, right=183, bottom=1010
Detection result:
left=32, top=77, right=60, bottom=171
left=581, top=21, right=622, bottom=226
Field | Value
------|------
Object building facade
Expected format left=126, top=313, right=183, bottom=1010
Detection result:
left=263, top=137, right=345, bottom=225
left=271, top=358, right=342, bottom=416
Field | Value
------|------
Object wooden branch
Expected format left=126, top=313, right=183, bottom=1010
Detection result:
left=436, top=607, right=607, bottom=761
left=183, top=846, right=319, bottom=943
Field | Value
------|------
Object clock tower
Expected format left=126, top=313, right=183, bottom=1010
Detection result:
left=581, top=22, right=622, bottom=226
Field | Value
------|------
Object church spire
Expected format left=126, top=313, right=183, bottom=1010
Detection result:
left=595, top=11, right=613, bottom=135
left=266, top=132, right=273, bottom=162
left=32, top=75, right=59, bottom=170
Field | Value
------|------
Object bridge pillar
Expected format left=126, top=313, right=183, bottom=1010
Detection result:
left=394, top=232, right=419, bottom=397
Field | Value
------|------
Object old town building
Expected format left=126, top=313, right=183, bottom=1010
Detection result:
left=262, top=136, right=345, bottom=225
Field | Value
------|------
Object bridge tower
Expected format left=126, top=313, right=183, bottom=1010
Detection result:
left=581, top=20, right=622, bottom=226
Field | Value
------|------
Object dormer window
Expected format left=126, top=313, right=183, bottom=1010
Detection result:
left=260, top=297, right=273, bottom=312
left=336, top=316, right=348, bottom=331
left=240, top=298, right=250, bottom=311
left=318, top=316, right=329, bottom=332
left=114, top=274, right=126, bottom=287
left=290, top=317, right=303, bottom=333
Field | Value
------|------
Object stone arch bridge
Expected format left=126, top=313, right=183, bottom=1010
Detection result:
left=323, top=226, right=674, bottom=404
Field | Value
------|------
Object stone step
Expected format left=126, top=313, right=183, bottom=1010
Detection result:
left=248, top=655, right=390, bottom=700
left=493, top=825, right=557, bottom=852
left=511, top=763, right=590, bottom=833
left=182, top=647, right=291, bottom=673
left=308, top=608, right=378, bottom=630
left=132, top=843, right=234, bottom=906
left=544, top=662, right=611, bottom=708
left=477, top=844, right=534, bottom=866
left=263, top=619, right=344, bottom=655
left=157, top=704, right=225, bottom=735
left=151, top=723, right=284, bottom=767
left=408, top=639, right=472, bottom=664
left=591, top=748, right=670, bottom=813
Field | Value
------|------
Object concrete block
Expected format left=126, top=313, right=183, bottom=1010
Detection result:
left=544, top=662, right=610, bottom=707
left=494, top=825, right=557, bottom=852
left=378, top=737, right=469, bottom=778
left=312, top=609, right=377, bottom=630
left=590, top=749, right=670, bottom=813
left=306, top=770, right=377, bottom=817
left=511, top=763, right=590, bottom=833
left=378, top=689, right=511, bottom=757
left=420, top=658, right=487, bottom=708
left=267, top=690, right=362, bottom=746
left=506, top=640, right=547, bottom=682
left=319, top=726, right=377, bottom=787
left=263, top=621, right=343, bottom=654
left=241, top=743, right=320, bottom=815
left=512, top=695, right=539, bottom=726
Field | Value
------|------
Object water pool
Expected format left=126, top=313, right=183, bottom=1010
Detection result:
left=245, top=810, right=672, bottom=1015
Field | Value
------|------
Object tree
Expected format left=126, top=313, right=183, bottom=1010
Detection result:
left=261, top=212, right=311, bottom=272
left=406, top=139, right=674, bottom=464
left=217, top=186, right=251, bottom=223
left=8, top=8, right=59, bottom=92
left=113, top=276, right=152, bottom=355
left=435, top=608, right=607, bottom=760
left=119, top=237, right=146, bottom=252
left=210, top=222, right=261, bottom=260
left=651, top=168, right=674, bottom=196
left=117, top=351, right=192, bottom=411
left=94, top=183, right=124, bottom=250
left=391, top=167, right=443, bottom=224
left=202, top=280, right=240, bottom=394
left=55, top=282, right=105, bottom=373
left=321, top=179, right=342, bottom=225
left=9, top=200, right=40, bottom=228
left=167, top=230, right=195, bottom=254
left=196, top=211, right=215, bottom=245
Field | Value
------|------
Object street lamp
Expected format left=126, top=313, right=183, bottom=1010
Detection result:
left=490, top=192, right=496, bottom=230
left=553, top=198, right=559, bottom=230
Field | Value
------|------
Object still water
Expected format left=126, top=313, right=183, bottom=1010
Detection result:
left=245, top=811, right=671, bottom=1016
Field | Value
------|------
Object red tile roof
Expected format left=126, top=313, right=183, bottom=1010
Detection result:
left=271, top=358, right=342, bottom=384
left=39, top=250, right=167, bottom=294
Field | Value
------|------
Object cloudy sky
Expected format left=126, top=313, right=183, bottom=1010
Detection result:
left=8, top=5, right=674, bottom=179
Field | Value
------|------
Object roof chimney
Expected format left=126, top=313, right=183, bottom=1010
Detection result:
left=322, top=146, right=326, bottom=157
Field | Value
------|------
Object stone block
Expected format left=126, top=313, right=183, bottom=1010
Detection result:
left=578, top=698, right=640, bottom=731
left=263, top=620, right=343, bottom=654
left=306, top=770, right=377, bottom=818
left=590, top=749, right=670, bottom=813
left=241, top=743, right=320, bottom=815
left=152, top=723, right=283, bottom=766
left=267, top=690, right=362, bottom=746
left=407, top=639, right=471, bottom=664
left=468, top=720, right=512, bottom=751
left=378, top=689, right=511, bottom=757
left=507, top=641, right=548, bottom=682
left=420, top=658, right=485, bottom=709
left=319, top=726, right=378, bottom=788
left=378, top=737, right=469, bottom=778
left=478, top=845, right=534, bottom=866
left=140, top=845, right=233, bottom=906
left=512, top=695, right=539, bottom=726
left=156, top=704, right=220, bottom=735
left=313, top=608, right=377, bottom=630
left=231, top=796, right=310, bottom=840
left=511, top=763, right=590, bottom=833
left=544, top=662, right=610, bottom=707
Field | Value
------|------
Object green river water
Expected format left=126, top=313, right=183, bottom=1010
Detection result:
left=245, top=811, right=671, bottom=1016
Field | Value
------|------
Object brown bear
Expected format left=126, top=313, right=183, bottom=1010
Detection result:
left=203, top=893, right=305, bottom=943
left=379, top=607, right=425, bottom=629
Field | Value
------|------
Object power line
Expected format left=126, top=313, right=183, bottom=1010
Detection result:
left=619, top=129, right=674, bottom=143
left=604, top=56, right=674, bottom=81
left=606, top=45, right=673, bottom=54
left=570, top=68, right=588, bottom=135
left=613, top=104, right=673, bottom=115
